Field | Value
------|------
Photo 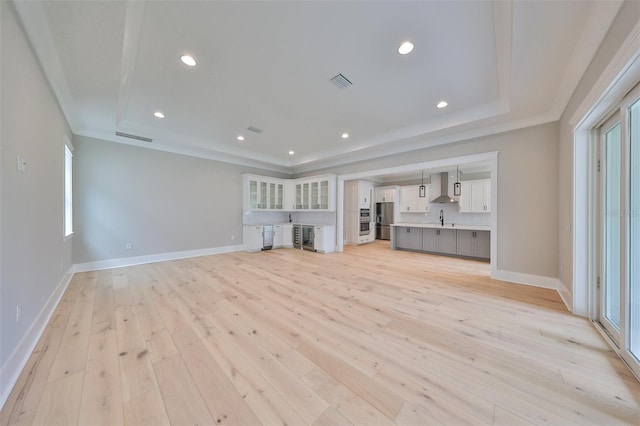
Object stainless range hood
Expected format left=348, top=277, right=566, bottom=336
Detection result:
left=430, top=172, right=458, bottom=203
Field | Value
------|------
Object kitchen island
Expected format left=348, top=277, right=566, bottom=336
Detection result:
left=390, top=223, right=490, bottom=260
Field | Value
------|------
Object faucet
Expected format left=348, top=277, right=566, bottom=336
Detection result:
left=439, top=209, right=444, bottom=226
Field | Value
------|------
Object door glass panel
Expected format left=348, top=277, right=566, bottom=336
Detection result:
left=629, top=99, right=640, bottom=359
left=604, top=122, right=621, bottom=330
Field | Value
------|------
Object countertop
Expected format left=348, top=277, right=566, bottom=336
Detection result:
left=390, top=223, right=491, bottom=231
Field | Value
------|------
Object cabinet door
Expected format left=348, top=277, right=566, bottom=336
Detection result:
left=422, top=229, right=438, bottom=252
left=475, top=231, right=491, bottom=259
left=483, top=181, right=491, bottom=212
left=396, top=227, right=411, bottom=249
left=458, top=181, right=473, bottom=212
left=438, top=229, right=457, bottom=254
left=273, top=225, right=283, bottom=247
left=295, top=184, right=303, bottom=209
left=470, top=181, right=485, bottom=212
left=284, top=182, right=295, bottom=210
left=302, top=183, right=310, bottom=209
left=243, top=226, right=263, bottom=251
left=310, top=181, right=319, bottom=209
left=269, top=182, right=283, bottom=210
left=406, top=227, right=423, bottom=251
left=249, top=180, right=259, bottom=209
left=282, top=225, right=293, bottom=247
left=375, top=188, right=384, bottom=203
left=400, top=186, right=420, bottom=212
left=456, top=230, right=475, bottom=257
left=320, top=180, right=329, bottom=209
left=314, top=227, right=323, bottom=251
left=417, top=185, right=430, bottom=212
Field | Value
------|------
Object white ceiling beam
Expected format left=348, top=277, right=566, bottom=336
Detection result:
left=12, top=0, right=79, bottom=131
left=115, top=0, right=146, bottom=128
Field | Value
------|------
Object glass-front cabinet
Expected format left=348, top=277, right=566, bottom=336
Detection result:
left=244, top=173, right=336, bottom=211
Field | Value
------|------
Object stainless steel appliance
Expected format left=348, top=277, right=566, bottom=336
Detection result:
left=262, top=225, right=274, bottom=250
left=359, top=208, right=371, bottom=236
left=376, top=202, right=394, bottom=240
left=302, top=225, right=315, bottom=251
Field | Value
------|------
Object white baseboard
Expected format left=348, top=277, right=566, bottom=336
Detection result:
left=492, top=269, right=574, bottom=312
left=74, top=244, right=244, bottom=272
left=492, top=269, right=562, bottom=290
left=556, top=281, right=573, bottom=313
left=0, top=267, right=74, bottom=410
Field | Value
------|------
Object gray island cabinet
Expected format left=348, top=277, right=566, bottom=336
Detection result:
left=391, top=224, right=490, bottom=260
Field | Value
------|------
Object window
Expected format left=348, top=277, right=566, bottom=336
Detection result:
left=64, top=143, right=73, bottom=238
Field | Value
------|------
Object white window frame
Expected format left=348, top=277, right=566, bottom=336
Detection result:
left=63, top=136, right=74, bottom=241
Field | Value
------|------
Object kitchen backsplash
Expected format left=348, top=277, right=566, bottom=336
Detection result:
left=242, top=210, right=336, bottom=225
left=398, top=202, right=490, bottom=226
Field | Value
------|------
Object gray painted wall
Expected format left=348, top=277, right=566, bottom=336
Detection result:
left=300, top=122, right=560, bottom=279
left=1, top=1, right=73, bottom=366
left=72, top=135, right=287, bottom=264
left=558, top=1, right=640, bottom=298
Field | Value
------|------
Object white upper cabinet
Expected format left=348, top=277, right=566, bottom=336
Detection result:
left=375, top=187, right=397, bottom=203
left=399, top=185, right=429, bottom=213
left=359, top=181, right=373, bottom=209
left=458, top=179, right=491, bottom=213
left=244, top=173, right=335, bottom=211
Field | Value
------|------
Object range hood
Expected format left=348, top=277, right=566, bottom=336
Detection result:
left=430, top=172, right=458, bottom=203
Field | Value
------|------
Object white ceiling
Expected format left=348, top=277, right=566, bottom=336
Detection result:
left=12, top=0, right=622, bottom=174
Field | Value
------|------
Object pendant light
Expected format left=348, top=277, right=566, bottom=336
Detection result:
left=454, top=166, right=462, bottom=196
left=419, top=171, right=426, bottom=198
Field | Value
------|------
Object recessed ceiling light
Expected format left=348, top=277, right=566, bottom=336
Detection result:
left=341, top=133, right=349, bottom=139
left=397, top=41, right=414, bottom=55
left=180, top=55, right=197, bottom=67
left=436, top=101, right=448, bottom=109
left=237, top=135, right=245, bottom=141
left=153, top=111, right=165, bottom=119
left=288, top=150, right=295, bottom=155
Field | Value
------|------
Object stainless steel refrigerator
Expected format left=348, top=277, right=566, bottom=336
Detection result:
left=376, top=202, right=394, bottom=240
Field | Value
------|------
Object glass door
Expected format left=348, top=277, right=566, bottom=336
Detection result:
left=628, top=97, right=640, bottom=364
left=598, top=85, right=640, bottom=378
left=600, top=116, right=622, bottom=340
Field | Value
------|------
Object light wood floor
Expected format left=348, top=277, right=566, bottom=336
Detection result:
left=2, top=241, right=639, bottom=425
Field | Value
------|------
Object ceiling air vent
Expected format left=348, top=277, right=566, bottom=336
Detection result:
left=115, top=131, right=152, bottom=143
left=330, top=73, right=352, bottom=89
left=247, top=126, right=263, bottom=134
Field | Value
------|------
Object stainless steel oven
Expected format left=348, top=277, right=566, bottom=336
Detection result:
left=359, top=221, right=370, bottom=236
left=359, top=208, right=371, bottom=236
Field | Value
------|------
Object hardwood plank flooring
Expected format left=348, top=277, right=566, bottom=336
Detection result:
left=2, top=241, right=639, bottom=425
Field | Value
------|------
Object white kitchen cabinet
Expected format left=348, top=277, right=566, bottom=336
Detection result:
left=295, top=175, right=336, bottom=211
left=243, top=173, right=336, bottom=212
left=273, top=224, right=283, bottom=248
left=375, top=187, right=397, bottom=203
left=459, top=179, right=491, bottom=213
left=269, top=182, right=284, bottom=210
left=284, top=182, right=295, bottom=210
left=456, top=230, right=490, bottom=259
left=359, top=181, right=373, bottom=209
left=314, top=225, right=335, bottom=253
left=282, top=224, right=293, bottom=247
left=422, top=228, right=456, bottom=254
left=243, top=174, right=288, bottom=211
left=399, top=185, right=429, bottom=213
left=243, top=225, right=264, bottom=252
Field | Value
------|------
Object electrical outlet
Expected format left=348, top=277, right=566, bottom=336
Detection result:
left=231, top=234, right=235, bottom=241
left=16, top=304, right=21, bottom=323
left=16, top=155, right=26, bottom=172
left=125, top=242, right=132, bottom=250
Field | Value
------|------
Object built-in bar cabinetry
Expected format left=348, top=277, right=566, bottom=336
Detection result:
left=243, top=173, right=336, bottom=212
left=393, top=225, right=490, bottom=260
